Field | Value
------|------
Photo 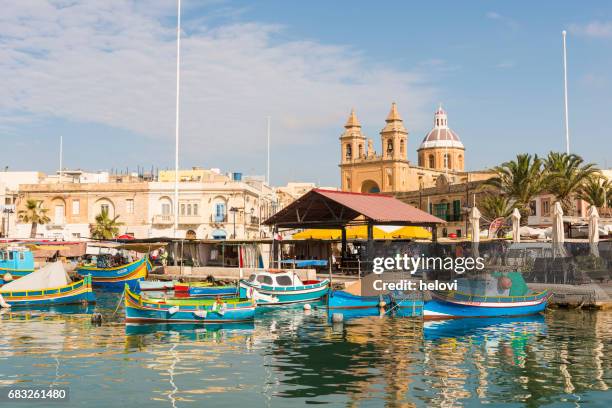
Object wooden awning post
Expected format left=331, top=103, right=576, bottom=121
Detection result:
left=341, top=226, right=347, bottom=259
left=432, top=225, right=438, bottom=243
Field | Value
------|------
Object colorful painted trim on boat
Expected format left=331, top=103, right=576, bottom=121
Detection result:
left=124, top=285, right=256, bottom=324
left=76, top=257, right=148, bottom=291
left=0, top=275, right=96, bottom=307
left=239, top=279, right=329, bottom=305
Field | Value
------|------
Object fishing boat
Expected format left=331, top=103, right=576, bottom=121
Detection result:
left=138, top=280, right=176, bottom=291
left=424, top=272, right=551, bottom=319
left=239, top=270, right=329, bottom=305
left=0, top=262, right=95, bottom=308
left=76, top=256, right=150, bottom=291
left=173, top=281, right=238, bottom=297
left=424, top=289, right=551, bottom=319
left=328, top=290, right=424, bottom=317
left=124, top=285, right=255, bottom=324
left=0, top=246, right=35, bottom=281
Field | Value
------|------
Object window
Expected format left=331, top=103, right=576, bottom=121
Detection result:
left=275, top=275, right=293, bottom=286
left=0, top=252, right=3, bottom=261
left=187, top=204, right=192, bottom=216
left=452, top=200, right=461, bottom=221
left=180, top=203, right=186, bottom=215
left=387, top=141, right=393, bottom=154
left=248, top=274, right=257, bottom=282
left=214, top=203, right=226, bottom=222
left=256, top=275, right=273, bottom=285
left=161, top=203, right=171, bottom=215
left=345, top=144, right=352, bottom=159
left=19, top=252, right=25, bottom=261
left=358, top=144, right=363, bottom=158
left=444, top=154, right=451, bottom=169
left=54, top=205, right=64, bottom=224
left=193, top=204, right=198, bottom=216
left=101, top=204, right=109, bottom=214
left=72, top=200, right=80, bottom=215
left=126, top=199, right=134, bottom=214
left=542, top=199, right=550, bottom=217
left=529, top=201, right=536, bottom=216
left=428, top=155, right=435, bottom=168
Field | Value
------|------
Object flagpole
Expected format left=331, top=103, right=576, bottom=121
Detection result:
left=173, top=0, right=181, bottom=238
left=266, top=116, right=271, bottom=184
left=562, top=30, right=570, bottom=154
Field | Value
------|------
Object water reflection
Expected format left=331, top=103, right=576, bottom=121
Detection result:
left=0, top=296, right=610, bottom=407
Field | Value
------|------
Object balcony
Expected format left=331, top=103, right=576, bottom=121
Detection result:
left=152, top=214, right=174, bottom=225
left=209, top=214, right=228, bottom=223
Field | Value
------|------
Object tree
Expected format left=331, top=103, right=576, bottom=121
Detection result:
left=18, top=199, right=51, bottom=238
left=544, top=152, right=599, bottom=214
left=90, top=208, right=124, bottom=240
left=480, top=194, right=514, bottom=221
left=485, top=153, right=545, bottom=218
left=578, top=175, right=611, bottom=208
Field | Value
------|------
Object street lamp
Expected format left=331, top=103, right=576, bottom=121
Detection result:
left=2, top=207, right=15, bottom=239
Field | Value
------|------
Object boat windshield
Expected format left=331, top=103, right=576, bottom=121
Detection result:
left=275, top=275, right=293, bottom=286
left=248, top=274, right=257, bottom=282
left=256, top=275, right=273, bottom=285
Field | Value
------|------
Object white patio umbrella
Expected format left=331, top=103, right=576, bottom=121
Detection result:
left=588, top=205, right=600, bottom=257
left=469, top=206, right=481, bottom=258
left=512, top=208, right=521, bottom=243
left=552, top=201, right=566, bottom=258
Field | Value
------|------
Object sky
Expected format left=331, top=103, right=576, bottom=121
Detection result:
left=2, top=0, right=612, bottom=186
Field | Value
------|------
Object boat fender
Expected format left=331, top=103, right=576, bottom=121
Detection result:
left=90, top=313, right=102, bottom=325
left=194, top=310, right=207, bottom=318
left=3, top=273, right=12, bottom=282
left=168, top=306, right=179, bottom=315
left=213, top=300, right=226, bottom=316
left=332, top=313, right=343, bottom=323
left=0, top=294, right=11, bottom=309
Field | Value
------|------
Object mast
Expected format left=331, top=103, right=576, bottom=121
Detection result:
left=173, top=0, right=182, bottom=238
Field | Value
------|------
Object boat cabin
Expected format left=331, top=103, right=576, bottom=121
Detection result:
left=0, top=247, right=35, bottom=274
left=246, top=270, right=321, bottom=288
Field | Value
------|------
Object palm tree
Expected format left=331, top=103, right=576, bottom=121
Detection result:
left=18, top=199, right=51, bottom=238
left=90, top=208, right=124, bottom=240
left=544, top=152, right=599, bottom=214
left=485, top=153, right=545, bottom=218
left=578, top=175, right=611, bottom=208
left=480, top=194, right=514, bottom=221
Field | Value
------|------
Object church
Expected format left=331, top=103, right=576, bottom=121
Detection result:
left=339, top=103, right=475, bottom=193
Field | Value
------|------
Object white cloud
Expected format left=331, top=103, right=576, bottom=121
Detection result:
left=485, top=11, right=519, bottom=30
left=569, top=21, right=612, bottom=39
left=0, top=0, right=437, bottom=164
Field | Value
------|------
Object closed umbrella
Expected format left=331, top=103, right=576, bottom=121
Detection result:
left=512, top=208, right=521, bottom=243
left=552, top=201, right=566, bottom=258
left=469, top=206, right=481, bottom=258
left=588, top=205, right=600, bottom=257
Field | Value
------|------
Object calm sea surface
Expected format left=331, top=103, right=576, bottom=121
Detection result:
left=0, top=292, right=610, bottom=407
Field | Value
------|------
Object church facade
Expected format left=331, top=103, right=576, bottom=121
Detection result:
left=339, top=103, right=470, bottom=194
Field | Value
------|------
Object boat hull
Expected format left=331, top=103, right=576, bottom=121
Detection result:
left=424, top=291, right=551, bottom=320
left=188, top=286, right=238, bottom=297
left=0, top=276, right=96, bottom=307
left=239, top=279, right=329, bottom=305
left=328, top=290, right=389, bottom=309
left=124, top=286, right=255, bottom=324
left=76, top=257, right=149, bottom=291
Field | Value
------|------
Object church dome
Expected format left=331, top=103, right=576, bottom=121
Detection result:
left=418, top=106, right=464, bottom=150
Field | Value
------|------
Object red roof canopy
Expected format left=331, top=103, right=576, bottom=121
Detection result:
left=264, top=189, right=445, bottom=229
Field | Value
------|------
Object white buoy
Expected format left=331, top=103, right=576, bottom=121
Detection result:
left=332, top=313, right=344, bottom=323
left=3, top=273, right=13, bottom=282
left=303, top=303, right=311, bottom=311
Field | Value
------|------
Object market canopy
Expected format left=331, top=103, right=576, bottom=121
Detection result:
left=292, top=225, right=431, bottom=240
left=264, top=189, right=445, bottom=229
left=86, top=242, right=167, bottom=253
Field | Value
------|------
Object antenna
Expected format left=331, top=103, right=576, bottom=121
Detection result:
left=173, top=0, right=182, bottom=238
left=562, top=30, right=570, bottom=154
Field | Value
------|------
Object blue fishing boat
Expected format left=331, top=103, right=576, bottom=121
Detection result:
left=328, top=290, right=424, bottom=317
left=124, top=285, right=255, bottom=324
left=0, top=263, right=95, bottom=308
left=328, top=290, right=389, bottom=309
left=0, top=246, right=35, bottom=281
left=239, top=270, right=329, bottom=305
left=76, top=256, right=150, bottom=291
left=424, top=289, right=551, bottom=319
left=188, top=285, right=238, bottom=297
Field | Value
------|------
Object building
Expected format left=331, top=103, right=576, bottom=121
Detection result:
left=14, top=169, right=279, bottom=240
left=0, top=171, right=45, bottom=237
left=339, top=103, right=472, bottom=194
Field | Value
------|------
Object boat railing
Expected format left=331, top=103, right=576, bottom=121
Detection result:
left=1, top=276, right=90, bottom=297
left=444, top=289, right=548, bottom=303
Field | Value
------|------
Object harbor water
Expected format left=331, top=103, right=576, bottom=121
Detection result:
left=0, top=292, right=610, bottom=407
